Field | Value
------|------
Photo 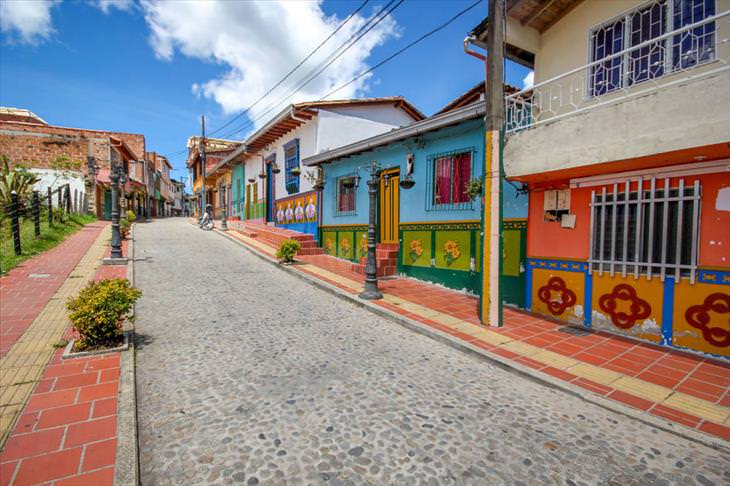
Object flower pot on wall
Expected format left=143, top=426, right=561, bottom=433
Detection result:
left=247, top=178, right=256, bottom=183
left=291, top=168, right=301, bottom=176
left=399, top=177, right=415, bottom=190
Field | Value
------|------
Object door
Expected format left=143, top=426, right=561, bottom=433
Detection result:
left=103, top=189, right=112, bottom=220
left=265, top=163, right=275, bottom=222
left=379, top=168, right=400, bottom=243
left=245, top=184, right=252, bottom=220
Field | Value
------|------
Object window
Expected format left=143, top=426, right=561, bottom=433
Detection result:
left=589, top=177, right=701, bottom=281
left=427, top=149, right=474, bottom=211
left=284, top=139, right=300, bottom=194
left=335, top=176, right=357, bottom=216
left=589, top=0, right=716, bottom=96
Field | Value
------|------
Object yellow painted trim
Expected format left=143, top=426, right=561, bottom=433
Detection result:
left=481, top=131, right=493, bottom=324
left=400, top=219, right=481, bottom=225
left=503, top=217, right=528, bottom=222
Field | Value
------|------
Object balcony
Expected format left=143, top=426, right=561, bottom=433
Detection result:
left=504, top=9, right=730, bottom=179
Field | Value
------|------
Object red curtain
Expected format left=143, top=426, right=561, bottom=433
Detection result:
left=452, top=153, right=471, bottom=203
left=435, top=157, right=452, bottom=204
left=339, top=183, right=355, bottom=212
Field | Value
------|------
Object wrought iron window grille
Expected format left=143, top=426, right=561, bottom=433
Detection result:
left=588, top=176, right=701, bottom=283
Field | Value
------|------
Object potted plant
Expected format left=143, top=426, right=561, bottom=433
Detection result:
left=276, top=239, right=301, bottom=264
left=258, top=172, right=266, bottom=179
left=465, top=178, right=483, bottom=200
left=399, top=176, right=415, bottom=189
left=247, top=177, right=256, bottom=183
left=291, top=167, right=301, bottom=176
left=271, top=163, right=281, bottom=174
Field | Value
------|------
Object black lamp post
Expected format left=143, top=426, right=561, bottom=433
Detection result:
left=221, top=185, right=228, bottom=231
left=109, top=165, right=123, bottom=259
left=360, top=161, right=383, bottom=300
left=119, top=168, right=128, bottom=223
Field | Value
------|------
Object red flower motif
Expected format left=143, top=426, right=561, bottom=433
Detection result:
left=537, top=277, right=577, bottom=316
left=598, top=284, right=651, bottom=330
left=685, top=293, right=730, bottom=348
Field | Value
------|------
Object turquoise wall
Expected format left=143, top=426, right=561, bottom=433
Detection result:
left=231, top=164, right=245, bottom=218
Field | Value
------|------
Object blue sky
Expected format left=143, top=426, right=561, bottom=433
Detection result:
left=1, top=0, right=531, bottom=184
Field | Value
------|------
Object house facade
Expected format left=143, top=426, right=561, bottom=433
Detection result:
left=207, top=98, right=424, bottom=240
left=304, top=96, right=529, bottom=305
left=472, top=0, right=730, bottom=357
left=0, top=107, right=147, bottom=220
left=186, top=137, right=241, bottom=218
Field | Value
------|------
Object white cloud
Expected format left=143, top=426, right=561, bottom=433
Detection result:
left=140, top=0, right=399, bottom=130
left=0, top=0, right=59, bottom=44
left=522, top=71, right=534, bottom=89
left=92, top=0, right=135, bottom=14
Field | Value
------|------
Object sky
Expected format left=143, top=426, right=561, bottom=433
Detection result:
left=0, top=0, right=532, bottom=185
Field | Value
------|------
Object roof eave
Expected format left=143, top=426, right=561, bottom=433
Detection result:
left=303, top=102, right=486, bottom=167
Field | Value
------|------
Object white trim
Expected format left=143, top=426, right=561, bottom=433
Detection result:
left=570, top=159, right=730, bottom=188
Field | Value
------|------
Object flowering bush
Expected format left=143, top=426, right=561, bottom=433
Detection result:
left=66, top=278, right=141, bottom=351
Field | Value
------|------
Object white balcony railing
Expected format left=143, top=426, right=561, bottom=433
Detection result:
left=505, top=9, right=730, bottom=134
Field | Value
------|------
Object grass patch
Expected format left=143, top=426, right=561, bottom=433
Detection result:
left=0, top=212, right=97, bottom=274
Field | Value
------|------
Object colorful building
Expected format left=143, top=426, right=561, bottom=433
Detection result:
left=185, top=137, right=241, bottom=218
left=207, top=98, right=424, bottom=239
left=304, top=90, right=529, bottom=305
left=472, top=0, right=730, bottom=357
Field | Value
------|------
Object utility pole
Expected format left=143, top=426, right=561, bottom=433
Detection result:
left=481, top=0, right=505, bottom=327
left=200, top=115, right=207, bottom=219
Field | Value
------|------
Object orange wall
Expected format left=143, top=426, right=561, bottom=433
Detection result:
left=526, top=172, right=730, bottom=268
left=527, top=187, right=591, bottom=260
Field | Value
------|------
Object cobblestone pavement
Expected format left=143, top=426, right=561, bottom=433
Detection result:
left=134, top=219, right=729, bottom=486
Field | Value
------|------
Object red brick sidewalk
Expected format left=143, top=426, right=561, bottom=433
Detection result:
left=223, top=227, right=730, bottom=443
left=0, top=352, right=120, bottom=486
left=1, top=225, right=129, bottom=486
left=0, top=223, right=107, bottom=358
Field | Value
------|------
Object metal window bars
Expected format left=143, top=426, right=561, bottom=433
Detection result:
left=505, top=5, right=728, bottom=134
left=425, top=147, right=477, bottom=212
left=588, top=176, right=701, bottom=283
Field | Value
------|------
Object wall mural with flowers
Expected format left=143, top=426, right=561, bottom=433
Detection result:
left=320, top=225, right=368, bottom=263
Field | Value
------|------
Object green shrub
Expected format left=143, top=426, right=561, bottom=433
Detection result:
left=66, top=278, right=141, bottom=351
left=120, top=210, right=136, bottom=237
left=276, top=239, right=301, bottom=263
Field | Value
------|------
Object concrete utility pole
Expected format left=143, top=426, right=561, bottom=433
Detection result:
left=200, top=116, right=207, bottom=219
left=481, top=0, right=505, bottom=327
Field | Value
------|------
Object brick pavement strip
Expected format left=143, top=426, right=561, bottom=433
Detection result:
left=0, top=226, right=110, bottom=448
left=133, top=220, right=728, bottom=485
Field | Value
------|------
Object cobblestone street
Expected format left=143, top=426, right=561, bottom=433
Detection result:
left=134, top=219, right=729, bottom=485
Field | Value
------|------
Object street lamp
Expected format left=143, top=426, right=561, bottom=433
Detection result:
left=119, top=168, right=128, bottom=223
left=221, top=185, right=228, bottom=231
left=109, top=165, right=123, bottom=259
left=359, top=161, right=383, bottom=300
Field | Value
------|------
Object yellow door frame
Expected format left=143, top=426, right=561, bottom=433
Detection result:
left=379, top=168, right=400, bottom=243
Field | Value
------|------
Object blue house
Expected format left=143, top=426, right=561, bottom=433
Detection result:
left=304, top=85, right=529, bottom=306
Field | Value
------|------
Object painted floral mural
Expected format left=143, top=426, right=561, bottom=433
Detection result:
left=537, top=276, right=577, bottom=316
left=598, top=284, right=652, bottom=330
left=409, top=239, right=424, bottom=263
left=443, top=240, right=461, bottom=266
left=685, top=293, right=730, bottom=348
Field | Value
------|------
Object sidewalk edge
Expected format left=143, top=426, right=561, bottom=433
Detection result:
left=215, top=228, right=730, bottom=453
left=114, top=223, right=139, bottom=486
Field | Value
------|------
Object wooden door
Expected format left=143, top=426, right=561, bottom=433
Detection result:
left=245, top=184, right=251, bottom=220
left=379, top=169, right=400, bottom=243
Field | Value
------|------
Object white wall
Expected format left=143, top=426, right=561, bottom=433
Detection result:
left=31, top=169, right=86, bottom=209
left=505, top=71, right=730, bottom=178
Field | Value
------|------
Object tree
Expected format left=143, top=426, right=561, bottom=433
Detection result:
left=0, top=155, right=40, bottom=210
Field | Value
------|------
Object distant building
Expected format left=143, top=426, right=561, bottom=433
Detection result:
left=0, top=106, right=146, bottom=219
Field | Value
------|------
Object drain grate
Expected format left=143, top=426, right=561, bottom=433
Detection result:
left=557, top=325, right=591, bottom=336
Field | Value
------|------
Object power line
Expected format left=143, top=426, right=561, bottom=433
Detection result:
left=320, top=0, right=484, bottom=100
left=215, top=0, right=403, bottom=140
left=161, top=0, right=373, bottom=158
left=206, top=0, right=371, bottom=138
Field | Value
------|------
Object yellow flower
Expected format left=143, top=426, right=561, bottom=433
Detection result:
left=410, top=239, right=423, bottom=257
left=444, top=240, right=460, bottom=259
